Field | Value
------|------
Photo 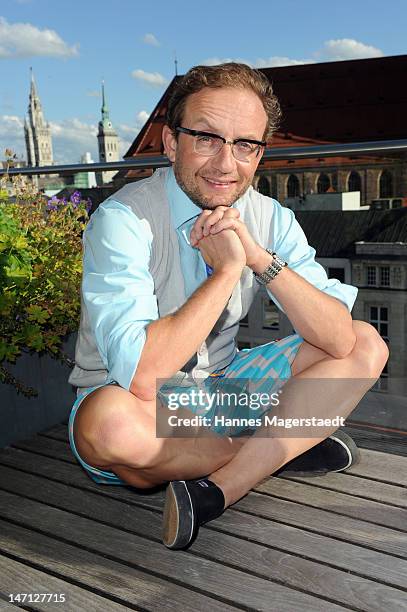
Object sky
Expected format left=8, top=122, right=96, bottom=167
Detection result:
left=0, top=0, right=406, bottom=164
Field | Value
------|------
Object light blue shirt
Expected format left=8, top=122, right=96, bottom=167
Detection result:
left=82, top=167, right=357, bottom=390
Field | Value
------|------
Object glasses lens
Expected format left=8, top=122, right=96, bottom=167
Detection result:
left=194, top=134, right=223, bottom=156
left=232, top=141, right=259, bottom=161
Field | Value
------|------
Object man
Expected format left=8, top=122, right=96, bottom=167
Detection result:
left=68, top=63, right=388, bottom=550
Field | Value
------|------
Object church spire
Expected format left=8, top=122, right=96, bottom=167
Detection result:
left=29, top=67, right=38, bottom=100
left=24, top=69, right=53, bottom=167
left=97, top=79, right=119, bottom=184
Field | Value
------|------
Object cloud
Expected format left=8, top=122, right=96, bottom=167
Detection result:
left=86, top=90, right=101, bottom=98
left=136, top=110, right=149, bottom=126
left=0, top=114, right=144, bottom=164
left=131, top=69, right=168, bottom=87
left=0, top=115, right=25, bottom=160
left=0, top=17, right=79, bottom=59
left=142, top=33, right=160, bottom=47
left=202, top=39, right=383, bottom=69
left=254, top=57, right=315, bottom=68
left=316, top=38, right=384, bottom=61
left=202, top=56, right=314, bottom=68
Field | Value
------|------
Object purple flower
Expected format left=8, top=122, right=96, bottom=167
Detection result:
left=46, top=195, right=59, bottom=211
left=47, top=195, right=59, bottom=207
left=70, top=191, right=81, bottom=206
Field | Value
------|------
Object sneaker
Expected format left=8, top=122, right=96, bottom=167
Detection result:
left=163, top=478, right=225, bottom=550
left=276, top=430, right=360, bottom=477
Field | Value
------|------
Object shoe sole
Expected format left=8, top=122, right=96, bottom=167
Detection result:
left=162, top=481, right=195, bottom=549
left=329, top=430, right=361, bottom=472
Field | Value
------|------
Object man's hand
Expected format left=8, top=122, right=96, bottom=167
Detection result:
left=190, top=220, right=246, bottom=274
left=190, top=206, right=265, bottom=268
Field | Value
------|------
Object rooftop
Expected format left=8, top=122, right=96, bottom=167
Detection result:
left=295, top=208, right=407, bottom=257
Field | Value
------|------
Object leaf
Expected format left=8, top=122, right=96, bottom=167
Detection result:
left=26, top=304, right=50, bottom=324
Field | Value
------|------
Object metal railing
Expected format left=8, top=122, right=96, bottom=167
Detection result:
left=1, top=138, right=407, bottom=177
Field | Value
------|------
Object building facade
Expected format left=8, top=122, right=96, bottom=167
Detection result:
left=24, top=70, right=54, bottom=168
left=237, top=210, right=407, bottom=396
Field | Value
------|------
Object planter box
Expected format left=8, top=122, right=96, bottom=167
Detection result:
left=0, top=334, right=77, bottom=448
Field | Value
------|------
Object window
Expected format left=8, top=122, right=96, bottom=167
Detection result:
left=262, top=299, right=279, bottom=330
left=240, top=314, right=249, bottom=327
left=379, top=170, right=393, bottom=198
left=369, top=306, right=389, bottom=390
left=287, top=174, right=300, bottom=198
left=328, top=267, right=345, bottom=283
left=257, top=176, right=270, bottom=196
left=369, top=306, right=389, bottom=340
left=380, top=267, right=390, bottom=287
left=366, top=265, right=390, bottom=287
left=317, top=173, right=330, bottom=194
left=367, top=266, right=377, bottom=286
left=348, top=171, right=361, bottom=193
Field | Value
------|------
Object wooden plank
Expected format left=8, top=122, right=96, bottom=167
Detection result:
left=0, top=554, right=130, bottom=612
left=0, top=600, right=20, bottom=610
left=0, top=449, right=407, bottom=588
left=0, top=492, right=348, bottom=612
left=3, top=444, right=407, bottom=558
left=280, top=472, right=407, bottom=508
left=254, top=477, right=407, bottom=530
left=13, top=436, right=79, bottom=464
left=344, top=425, right=407, bottom=457
left=40, top=424, right=68, bottom=441
left=1, top=463, right=407, bottom=604
left=233, top=491, right=407, bottom=557
left=346, top=448, right=407, bottom=486
left=0, top=520, right=238, bottom=612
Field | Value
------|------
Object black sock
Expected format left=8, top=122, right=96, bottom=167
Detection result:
left=189, top=478, right=225, bottom=525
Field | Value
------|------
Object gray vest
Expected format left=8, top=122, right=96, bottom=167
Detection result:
left=68, top=168, right=272, bottom=389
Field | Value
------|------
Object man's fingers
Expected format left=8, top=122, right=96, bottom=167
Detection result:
left=192, top=207, right=240, bottom=241
left=201, top=208, right=240, bottom=236
left=209, top=218, right=242, bottom=235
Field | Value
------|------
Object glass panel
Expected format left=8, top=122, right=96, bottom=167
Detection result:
left=240, top=314, right=249, bottom=327
left=370, top=306, right=378, bottom=321
left=262, top=299, right=279, bottom=329
left=380, top=267, right=390, bottom=287
left=380, top=323, right=388, bottom=338
left=367, top=266, right=377, bottom=286
left=328, top=267, right=345, bottom=283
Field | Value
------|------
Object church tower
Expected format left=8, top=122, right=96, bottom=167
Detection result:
left=97, top=81, right=119, bottom=184
left=24, top=69, right=54, bottom=167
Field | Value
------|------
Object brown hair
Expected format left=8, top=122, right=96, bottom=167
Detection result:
left=166, top=62, right=282, bottom=140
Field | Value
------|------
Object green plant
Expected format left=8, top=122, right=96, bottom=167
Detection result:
left=0, top=165, right=89, bottom=397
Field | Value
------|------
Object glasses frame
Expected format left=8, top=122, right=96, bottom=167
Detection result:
left=175, top=126, right=266, bottom=161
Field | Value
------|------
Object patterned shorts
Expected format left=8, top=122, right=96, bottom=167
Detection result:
left=68, top=333, right=303, bottom=485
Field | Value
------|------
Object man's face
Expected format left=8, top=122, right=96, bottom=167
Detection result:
left=162, top=87, right=268, bottom=209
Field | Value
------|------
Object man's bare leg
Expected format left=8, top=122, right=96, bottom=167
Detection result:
left=74, top=321, right=387, bottom=495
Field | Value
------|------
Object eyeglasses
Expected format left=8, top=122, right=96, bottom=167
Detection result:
left=175, top=127, right=266, bottom=162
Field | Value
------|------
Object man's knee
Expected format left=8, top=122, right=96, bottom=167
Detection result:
left=351, top=320, right=389, bottom=378
left=75, top=385, right=164, bottom=471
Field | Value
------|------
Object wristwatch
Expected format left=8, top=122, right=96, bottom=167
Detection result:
left=253, top=249, right=287, bottom=285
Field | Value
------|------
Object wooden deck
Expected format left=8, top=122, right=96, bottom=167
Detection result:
left=0, top=424, right=406, bottom=611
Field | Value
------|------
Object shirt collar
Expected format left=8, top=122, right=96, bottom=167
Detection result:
left=165, top=166, right=203, bottom=229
